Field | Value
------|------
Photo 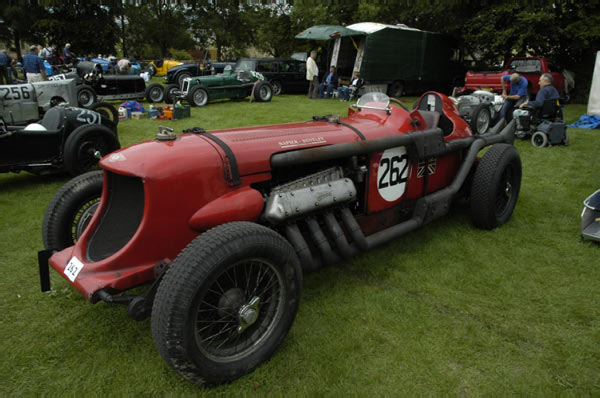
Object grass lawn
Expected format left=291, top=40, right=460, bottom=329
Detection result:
left=0, top=94, right=599, bottom=395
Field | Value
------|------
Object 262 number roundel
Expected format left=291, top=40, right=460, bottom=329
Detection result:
left=377, top=146, right=409, bottom=202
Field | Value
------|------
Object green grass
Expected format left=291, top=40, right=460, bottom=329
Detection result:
left=1, top=95, right=599, bottom=395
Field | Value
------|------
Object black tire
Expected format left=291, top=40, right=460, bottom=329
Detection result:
left=387, top=81, right=404, bottom=98
left=88, top=101, right=119, bottom=127
left=177, top=72, right=192, bottom=88
left=146, top=83, right=165, bottom=103
left=253, top=81, right=273, bottom=102
left=42, top=171, right=103, bottom=250
left=469, top=104, right=491, bottom=135
left=164, top=84, right=180, bottom=104
left=188, top=86, right=208, bottom=107
left=470, top=144, right=522, bottom=230
left=270, top=80, right=282, bottom=95
left=531, top=131, right=548, bottom=147
left=151, top=222, right=302, bottom=385
left=562, top=130, right=569, bottom=146
left=63, top=124, right=120, bottom=175
left=77, top=85, right=97, bottom=108
left=149, top=64, right=157, bottom=76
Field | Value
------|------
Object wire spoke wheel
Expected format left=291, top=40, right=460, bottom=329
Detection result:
left=194, top=259, right=284, bottom=361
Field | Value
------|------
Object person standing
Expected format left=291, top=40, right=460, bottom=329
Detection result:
left=306, top=50, right=319, bottom=99
left=23, top=45, right=46, bottom=82
left=63, top=43, right=75, bottom=65
left=0, top=50, right=8, bottom=84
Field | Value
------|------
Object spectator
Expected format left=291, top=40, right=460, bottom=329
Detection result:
left=337, top=71, right=363, bottom=101
left=4, top=51, right=15, bottom=83
left=318, top=65, right=339, bottom=99
left=23, top=45, right=46, bottom=82
left=41, top=44, right=53, bottom=63
left=499, top=72, right=528, bottom=120
left=306, top=50, right=318, bottom=99
left=63, top=43, right=75, bottom=65
left=117, top=58, right=130, bottom=74
left=0, top=50, right=8, bottom=84
left=513, top=73, right=560, bottom=131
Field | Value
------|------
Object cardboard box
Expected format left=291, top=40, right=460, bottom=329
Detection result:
left=131, top=112, right=146, bottom=120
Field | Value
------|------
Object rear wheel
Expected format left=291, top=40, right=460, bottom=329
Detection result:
left=254, top=81, right=273, bottom=102
left=63, top=124, right=120, bottom=175
left=531, top=131, right=548, bottom=147
left=146, top=83, right=165, bottom=103
left=470, top=144, right=522, bottom=230
left=42, top=171, right=103, bottom=250
left=151, top=222, right=302, bottom=385
left=76, top=85, right=97, bottom=108
left=88, top=102, right=118, bottom=127
left=188, top=86, right=208, bottom=107
left=149, top=64, right=157, bottom=76
left=387, top=81, right=404, bottom=98
left=562, top=130, right=569, bottom=146
left=469, top=104, right=491, bottom=135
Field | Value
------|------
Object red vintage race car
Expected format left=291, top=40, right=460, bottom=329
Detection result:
left=39, top=91, right=521, bottom=385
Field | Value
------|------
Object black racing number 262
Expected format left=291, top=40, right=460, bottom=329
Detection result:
left=378, top=154, right=408, bottom=189
left=0, top=86, right=31, bottom=100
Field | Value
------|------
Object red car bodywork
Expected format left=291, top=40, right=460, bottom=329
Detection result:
left=48, top=93, right=471, bottom=301
left=459, top=57, right=566, bottom=97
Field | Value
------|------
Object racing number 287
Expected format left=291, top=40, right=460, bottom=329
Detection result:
left=0, top=86, right=31, bottom=100
left=378, top=154, right=408, bottom=189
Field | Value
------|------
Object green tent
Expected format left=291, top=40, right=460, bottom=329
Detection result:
left=295, top=25, right=365, bottom=41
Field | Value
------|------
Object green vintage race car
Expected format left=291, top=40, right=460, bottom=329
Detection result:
left=169, top=69, right=273, bottom=107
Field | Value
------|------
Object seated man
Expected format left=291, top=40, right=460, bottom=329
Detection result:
left=318, top=66, right=338, bottom=99
left=513, top=73, right=560, bottom=132
left=337, top=71, right=363, bottom=101
left=499, top=73, right=528, bottom=121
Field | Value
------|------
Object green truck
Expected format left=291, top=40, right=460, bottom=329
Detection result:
left=296, top=22, right=464, bottom=97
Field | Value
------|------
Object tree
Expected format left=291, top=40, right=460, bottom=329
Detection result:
left=0, top=1, right=46, bottom=60
left=245, top=3, right=300, bottom=57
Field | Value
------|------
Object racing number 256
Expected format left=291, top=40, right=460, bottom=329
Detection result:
left=0, top=86, right=31, bottom=100
left=378, top=154, right=408, bottom=189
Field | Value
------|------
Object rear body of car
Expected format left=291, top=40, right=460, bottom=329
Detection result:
left=149, top=59, right=183, bottom=76
left=235, top=58, right=308, bottom=95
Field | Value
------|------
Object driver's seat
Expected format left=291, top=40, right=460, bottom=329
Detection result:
left=416, top=92, right=453, bottom=136
left=40, top=107, right=66, bottom=131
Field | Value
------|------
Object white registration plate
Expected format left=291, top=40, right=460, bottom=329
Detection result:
left=64, top=256, right=84, bottom=282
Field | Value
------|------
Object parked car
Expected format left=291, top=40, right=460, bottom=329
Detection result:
left=39, top=91, right=521, bottom=385
left=454, top=90, right=504, bottom=135
left=164, top=60, right=237, bottom=87
left=148, top=59, right=183, bottom=76
left=455, top=57, right=572, bottom=100
left=234, top=57, right=308, bottom=95
left=49, top=61, right=165, bottom=107
left=0, top=104, right=119, bottom=175
left=0, top=79, right=79, bottom=125
left=172, top=68, right=273, bottom=107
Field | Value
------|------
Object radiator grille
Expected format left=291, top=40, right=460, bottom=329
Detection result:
left=86, top=172, right=145, bottom=262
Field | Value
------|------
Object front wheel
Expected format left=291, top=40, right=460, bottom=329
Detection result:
left=63, top=124, right=120, bottom=175
left=253, top=81, right=273, bottom=102
left=88, top=101, right=119, bottom=127
left=469, top=104, right=491, bottom=135
left=151, top=222, right=302, bottom=385
left=42, top=171, right=103, bottom=250
left=76, top=85, right=97, bottom=108
left=164, top=83, right=180, bottom=104
left=531, top=131, right=548, bottom=147
left=470, top=144, right=522, bottom=230
left=270, top=80, right=282, bottom=95
left=146, top=83, right=165, bottom=103
left=188, top=86, right=208, bottom=107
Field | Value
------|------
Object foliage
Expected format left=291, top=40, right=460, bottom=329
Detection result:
left=0, top=2, right=47, bottom=59
left=0, top=95, right=599, bottom=395
left=170, top=49, right=193, bottom=61
left=245, top=3, right=300, bottom=57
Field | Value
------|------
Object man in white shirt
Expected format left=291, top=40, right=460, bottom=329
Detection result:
left=306, top=50, right=318, bottom=99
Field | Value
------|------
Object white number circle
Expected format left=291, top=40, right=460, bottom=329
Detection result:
left=377, top=146, right=409, bottom=202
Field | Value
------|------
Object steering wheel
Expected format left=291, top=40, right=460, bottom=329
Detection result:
left=389, top=97, right=410, bottom=112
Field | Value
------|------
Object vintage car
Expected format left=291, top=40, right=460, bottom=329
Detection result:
left=0, top=79, right=79, bottom=125
left=39, top=92, right=521, bottom=385
left=235, top=57, right=309, bottom=95
left=453, top=90, right=504, bottom=135
left=171, top=69, right=273, bottom=107
left=164, top=60, right=237, bottom=87
left=49, top=61, right=165, bottom=107
left=1, top=104, right=119, bottom=175
left=148, top=59, right=183, bottom=76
